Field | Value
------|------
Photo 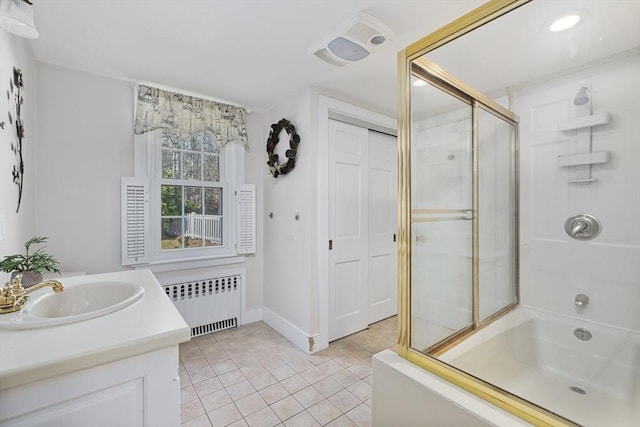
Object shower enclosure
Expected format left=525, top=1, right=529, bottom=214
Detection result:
left=409, top=58, right=518, bottom=355
left=397, top=1, right=640, bottom=426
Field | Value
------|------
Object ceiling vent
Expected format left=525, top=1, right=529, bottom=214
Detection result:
left=311, top=12, right=394, bottom=66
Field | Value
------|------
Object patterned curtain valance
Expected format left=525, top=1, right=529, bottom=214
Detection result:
left=134, top=85, right=248, bottom=148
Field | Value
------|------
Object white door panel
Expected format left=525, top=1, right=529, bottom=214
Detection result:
left=329, top=120, right=369, bottom=341
left=335, top=163, right=362, bottom=238
left=329, top=120, right=397, bottom=341
left=368, top=131, right=398, bottom=323
left=335, top=261, right=363, bottom=319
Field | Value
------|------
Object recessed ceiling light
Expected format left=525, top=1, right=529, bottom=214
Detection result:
left=544, top=10, right=588, bottom=33
left=413, top=79, right=427, bottom=87
left=549, top=14, right=580, bottom=32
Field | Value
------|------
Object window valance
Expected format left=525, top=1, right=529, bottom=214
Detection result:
left=134, top=85, right=248, bottom=148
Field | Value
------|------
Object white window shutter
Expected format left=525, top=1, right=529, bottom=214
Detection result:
left=235, top=184, right=256, bottom=254
left=121, top=177, right=149, bottom=265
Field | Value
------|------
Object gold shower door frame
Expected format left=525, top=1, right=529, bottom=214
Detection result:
left=410, top=57, right=519, bottom=356
left=396, top=0, right=578, bottom=425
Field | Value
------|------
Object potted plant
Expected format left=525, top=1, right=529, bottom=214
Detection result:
left=0, top=236, right=61, bottom=287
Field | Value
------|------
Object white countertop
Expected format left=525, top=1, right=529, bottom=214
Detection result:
left=0, top=269, right=190, bottom=390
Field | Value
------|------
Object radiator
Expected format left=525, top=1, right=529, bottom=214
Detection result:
left=163, top=273, right=242, bottom=337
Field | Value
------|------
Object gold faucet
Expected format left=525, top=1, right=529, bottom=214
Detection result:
left=0, top=274, right=64, bottom=314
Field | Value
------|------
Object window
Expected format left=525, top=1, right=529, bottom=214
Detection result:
left=122, top=129, right=254, bottom=266
left=123, top=85, right=255, bottom=267
left=160, top=130, right=224, bottom=249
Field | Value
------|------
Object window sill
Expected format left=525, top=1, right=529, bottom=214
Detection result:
left=133, top=254, right=246, bottom=274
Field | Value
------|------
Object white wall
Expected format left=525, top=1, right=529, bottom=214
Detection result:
left=0, top=29, right=37, bottom=284
left=262, top=88, right=317, bottom=349
left=35, top=62, right=134, bottom=274
left=244, top=112, right=265, bottom=314
left=515, top=53, right=640, bottom=331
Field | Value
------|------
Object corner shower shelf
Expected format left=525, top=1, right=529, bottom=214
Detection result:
left=558, top=112, right=610, bottom=131
left=557, top=109, right=611, bottom=183
left=568, top=178, right=597, bottom=183
left=557, top=151, right=610, bottom=167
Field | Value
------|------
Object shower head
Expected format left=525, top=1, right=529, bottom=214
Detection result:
left=573, top=86, right=590, bottom=106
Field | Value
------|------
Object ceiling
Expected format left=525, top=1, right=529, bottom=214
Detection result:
left=29, top=0, right=485, bottom=116
left=424, top=0, right=640, bottom=103
left=408, top=1, right=640, bottom=118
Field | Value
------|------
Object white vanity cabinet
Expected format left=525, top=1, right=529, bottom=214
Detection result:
left=0, top=346, right=180, bottom=426
left=0, top=270, right=190, bottom=427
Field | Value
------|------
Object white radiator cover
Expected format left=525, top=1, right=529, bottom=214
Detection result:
left=163, top=273, right=242, bottom=337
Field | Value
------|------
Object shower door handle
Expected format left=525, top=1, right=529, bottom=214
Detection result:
left=411, top=209, right=474, bottom=223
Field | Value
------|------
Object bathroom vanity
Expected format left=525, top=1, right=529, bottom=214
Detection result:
left=0, top=269, right=190, bottom=426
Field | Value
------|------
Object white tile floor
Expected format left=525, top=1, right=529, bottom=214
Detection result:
left=180, top=316, right=397, bottom=427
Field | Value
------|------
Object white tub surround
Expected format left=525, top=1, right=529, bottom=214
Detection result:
left=440, top=307, right=640, bottom=427
left=0, top=269, right=190, bottom=426
left=372, top=350, right=531, bottom=427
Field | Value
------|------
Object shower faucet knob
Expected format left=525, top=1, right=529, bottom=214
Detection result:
left=565, top=214, right=601, bottom=240
left=575, top=293, right=590, bottom=307
left=572, top=220, right=588, bottom=235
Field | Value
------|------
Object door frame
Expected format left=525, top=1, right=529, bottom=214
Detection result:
left=317, top=95, right=397, bottom=350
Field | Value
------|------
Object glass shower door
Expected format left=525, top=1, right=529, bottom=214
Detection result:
left=409, top=59, right=518, bottom=354
left=410, top=80, right=474, bottom=352
left=477, top=107, right=518, bottom=322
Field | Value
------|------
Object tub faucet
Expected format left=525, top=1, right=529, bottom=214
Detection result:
left=574, top=293, right=589, bottom=307
left=0, top=274, right=64, bottom=314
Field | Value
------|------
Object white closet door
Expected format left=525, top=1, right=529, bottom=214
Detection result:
left=368, top=130, right=398, bottom=324
left=329, top=120, right=369, bottom=341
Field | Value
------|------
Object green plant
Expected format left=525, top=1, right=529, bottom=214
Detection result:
left=0, top=236, right=61, bottom=275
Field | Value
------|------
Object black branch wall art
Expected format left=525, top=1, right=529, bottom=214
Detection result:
left=4, top=67, right=25, bottom=213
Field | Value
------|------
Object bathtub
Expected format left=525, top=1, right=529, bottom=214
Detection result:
left=440, top=307, right=640, bottom=427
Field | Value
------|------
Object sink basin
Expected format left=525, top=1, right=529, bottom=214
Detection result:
left=0, top=281, right=144, bottom=330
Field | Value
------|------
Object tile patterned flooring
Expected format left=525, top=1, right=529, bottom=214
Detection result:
left=180, top=316, right=397, bottom=427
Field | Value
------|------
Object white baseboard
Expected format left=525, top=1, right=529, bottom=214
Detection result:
left=262, top=307, right=315, bottom=354
left=241, top=307, right=263, bottom=325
